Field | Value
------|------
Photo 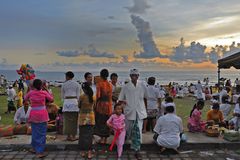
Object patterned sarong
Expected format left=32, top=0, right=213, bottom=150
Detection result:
left=131, top=120, right=141, bottom=151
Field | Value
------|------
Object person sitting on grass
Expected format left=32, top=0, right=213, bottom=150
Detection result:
left=153, top=104, right=183, bottom=153
left=14, top=100, right=31, bottom=125
left=187, top=100, right=206, bottom=132
left=219, top=95, right=231, bottom=121
left=229, top=97, right=240, bottom=131
left=207, top=103, right=225, bottom=126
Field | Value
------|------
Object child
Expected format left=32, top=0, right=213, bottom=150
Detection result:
left=107, top=103, right=126, bottom=159
left=187, top=100, right=206, bottom=132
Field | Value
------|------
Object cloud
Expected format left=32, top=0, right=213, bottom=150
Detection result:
left=84, top=44, right=116, bottom=58
left=131, top=15, right=166, bottom=58
left=107, top=16, right=115, bottom=20
left=56, top=44, right=117, bottom=58
left=35, top=53, right=47, bottom=56
left=126, top=0, right=150, bottom=14
left=171, top=38, right=240, bottom=63
left=56, top=50, right=80, bottom=57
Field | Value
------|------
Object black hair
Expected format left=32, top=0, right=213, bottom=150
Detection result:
left=65, top=71, right=74, bottom=79
left=114, top=103, right=123, bottom=113
left=165, top=96, right=173, bottom=103
left=100, top=69, right=109, bottom=80
left=33, top=79, right=42, bottom=90
left=222, top=95, right=229, bottom=104
left=84, top=72, right=92, bottom=80
left=165, top=105, right=174, bottom=113
left=82, top=82, right=94, bottom=103
left=58, top=107, right=63, bottom=114
left=110, top=73, right=118, bottom=79
left=190, top=100, right=204, bottom=117
left=147, top=77, right=156, bottom=85
left=212, top=103, right=220, bottom=110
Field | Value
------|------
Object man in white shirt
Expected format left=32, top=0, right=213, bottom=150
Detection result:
left=61, top=71, right=80, bottom=141
left=14, top=100, right=31, bottom=124
left=195, top=80, right=203, bottom=100
left=154, top=104, right=183, bottom=152
left=110, top=73, right=119, bottom=110
left=5, top=85, right=16, bottom=114
left=118, top=68, right=148, bottom=160
left=143, top=77, right=161, bottom=133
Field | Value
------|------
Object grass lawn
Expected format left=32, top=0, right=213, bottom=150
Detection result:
left=0, top=86, right=234, bottom=130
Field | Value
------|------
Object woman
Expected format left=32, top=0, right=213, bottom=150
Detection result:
left=78, top=82, right=96, bottom=159
left=24, top=79, right=53, bottom=158
left=187, top=100, right=206, bottom=132
left=207, top=103, right=224, bottom=125
left=94, top=69, right=112, bottom=144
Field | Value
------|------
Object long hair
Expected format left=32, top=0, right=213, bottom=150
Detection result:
left=190, top=100, right=204, bottom=117
left=82, top=82, right=93, bottom=103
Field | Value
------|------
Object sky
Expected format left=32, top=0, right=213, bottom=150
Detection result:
left=1, top=0, right=240, bottom=71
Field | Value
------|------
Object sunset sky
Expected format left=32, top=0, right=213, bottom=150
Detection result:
left=0, top=0, right=240, bottom=71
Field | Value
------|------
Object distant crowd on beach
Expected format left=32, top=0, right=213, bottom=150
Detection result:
left=1, top=69, right=240, bottom=159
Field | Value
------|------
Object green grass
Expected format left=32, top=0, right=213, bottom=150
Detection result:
left=0, top=87, right=235, bottom=130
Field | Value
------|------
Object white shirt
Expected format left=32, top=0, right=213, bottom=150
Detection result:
left=146, top=85, right=161, bottom=110
left=195, top=83, right=203, bottom=93
left=154, top=113, right=183, bottom=149
left=14, top=106, right=31, bottom=124
left=61, top=79, right=80, bottom=112
left=220, top=103, right=231, bottom=120
left=118, top=81, right=148, bottom=120
left=7, top=88, right=16, bottom=101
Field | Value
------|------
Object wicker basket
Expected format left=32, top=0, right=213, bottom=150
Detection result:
left=206, top=128, right=219, bottom=137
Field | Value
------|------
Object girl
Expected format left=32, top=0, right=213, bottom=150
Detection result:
left=107, top=103, right=126, bottom=159
left=78, top=82, right=95, bottom=159
left=187, top=100, right=206, bottom=132
left=24, top=79, right=54, bottom=158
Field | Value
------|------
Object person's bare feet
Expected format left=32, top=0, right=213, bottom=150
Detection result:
left=28, top=148, right=36, bottom=154
left=87, top=151, right=93, bottom=159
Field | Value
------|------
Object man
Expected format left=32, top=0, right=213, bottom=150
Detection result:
left=143, top=77, right=161, bottom=133
left=195, top=80, right=203, bottom=100
left=5, top=85, right=16, bottom=114
left=110, top=73, right=119, bottom=110
left=154, top=104, right=183, bottom=152
left=84, top=72, right=96, bottom=96
left=118, top=69, right=148, bottom=160
left=61, top=71, right=80, bottom=141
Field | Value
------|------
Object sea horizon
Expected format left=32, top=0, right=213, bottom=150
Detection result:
left=1, top=69, right=239, bottom=86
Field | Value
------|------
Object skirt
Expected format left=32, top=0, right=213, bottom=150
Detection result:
left=31, top=122, right=47, bottom=154
left=63, top=112, right=78, bottom=135
left=78, top=125, right=94, bottom=150
left=94, top=112, right=110, bottom=138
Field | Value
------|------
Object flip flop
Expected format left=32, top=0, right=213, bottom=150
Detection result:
left=28, top=149, right=36, bottom=154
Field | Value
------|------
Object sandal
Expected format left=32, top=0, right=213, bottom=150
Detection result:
left=160, top=147, right=166, bottom=153
left=28, top=148, right=36, bottom=154
left=36, top=152, right=48, bottom=158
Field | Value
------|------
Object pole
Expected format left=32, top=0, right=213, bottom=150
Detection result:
left=217, top=66, right=220, bottom=86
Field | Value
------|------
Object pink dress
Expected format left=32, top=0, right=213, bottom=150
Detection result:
left=24, top=90, right=53, bottom=123
left=107, top=114, right=126, bottom=158
left=188, top=109, right=206, bottom=132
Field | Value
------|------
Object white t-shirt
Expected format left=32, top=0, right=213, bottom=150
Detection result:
left=220, top=103, right=231, bottom=120
left=146, top=85, right=161, bottom=110
left=14, top=106, right=31, bottom=124
left=7, top=88, right=16, bottom=101
left=154, top=113, right=183, bottom=149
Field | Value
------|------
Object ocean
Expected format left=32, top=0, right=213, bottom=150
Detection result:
left=0, top=69, right=239, bottom=85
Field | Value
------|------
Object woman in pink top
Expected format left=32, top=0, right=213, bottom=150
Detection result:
left=187, top=100, right=206, bottom=132
left=107, top=103, right=126, bottom=159
left=25, top=79, right=53, bottom=158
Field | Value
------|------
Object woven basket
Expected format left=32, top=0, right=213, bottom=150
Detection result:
left=206, top=128, right=219, bottom=137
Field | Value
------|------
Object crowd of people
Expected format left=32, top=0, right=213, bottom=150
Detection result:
left=2, top=70, right=240, bottom=159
